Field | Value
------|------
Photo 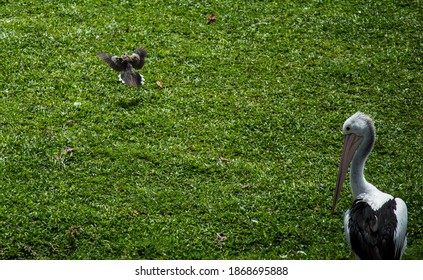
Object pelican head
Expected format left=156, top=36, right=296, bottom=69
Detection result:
left=332, top=112, right=375, bottom=212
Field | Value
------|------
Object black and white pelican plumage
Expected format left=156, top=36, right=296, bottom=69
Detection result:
left=98, top=47, right=147, bottom=86
left=332, top=112, right=408, bottom=259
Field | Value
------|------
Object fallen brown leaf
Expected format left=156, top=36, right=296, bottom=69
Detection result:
left=62, top=146, right=74, bottom=155
left=66, top=120, right=76, bottom=127
left=132, top=210, right=148, bottom=216
left=216, top=232, right=227, bottom=242
left=156, top=80, right=164, bottom=89
left=219, top=156, right=229, bottom=163
left=207, top=14, right=217, bottom=24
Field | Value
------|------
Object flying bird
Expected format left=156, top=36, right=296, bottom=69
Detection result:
left=98, top=47, right=147, bottom=86
left=332, top=112, right=408, bottom=260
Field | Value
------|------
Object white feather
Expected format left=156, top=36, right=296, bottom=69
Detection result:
left=393, top=197, right=408, bottom=257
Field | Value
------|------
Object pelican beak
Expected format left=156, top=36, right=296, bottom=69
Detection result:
left=332, top=133, right=362, bottom=213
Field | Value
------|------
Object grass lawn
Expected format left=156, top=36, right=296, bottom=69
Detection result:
left=0, top=0, right=421, bottom=259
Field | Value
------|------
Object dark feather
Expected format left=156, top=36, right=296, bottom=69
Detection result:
left=97, top=52, right=127, bottom=72
left=131, top=47, right=147, bottom=69
left=120, top=71, right=142, bottom=87
left=347, top=199, right=400, bottom=259
left=119, top=64, right=143, bottom=87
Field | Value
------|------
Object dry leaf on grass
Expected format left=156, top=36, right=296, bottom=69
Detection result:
left=132, top=210, right=148, bottom=216
left=62, top=146, right=74, bottom=155
left=156, top=80, right=164, bottom=89
left=216, top=233, right=227, bottom=242
left=207, top=14, right=217, bottom=24
left=54, top=146, right=74, bottom=161
left=219, top=156, right=229, bottom=163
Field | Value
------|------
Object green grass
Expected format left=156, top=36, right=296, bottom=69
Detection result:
left=0, top=0, right=421, bottom=259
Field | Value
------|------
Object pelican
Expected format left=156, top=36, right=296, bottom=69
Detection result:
left=332, top=112, right=408, bottom=259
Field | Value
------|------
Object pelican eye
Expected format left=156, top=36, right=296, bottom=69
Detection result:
left=346, top=126, right=350, bottom=131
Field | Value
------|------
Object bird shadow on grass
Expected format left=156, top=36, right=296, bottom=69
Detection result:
left=115, top=98, right=142, bottom=109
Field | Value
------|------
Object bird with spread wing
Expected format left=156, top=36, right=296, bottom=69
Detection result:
left=98, top=47, right=147, bottom=86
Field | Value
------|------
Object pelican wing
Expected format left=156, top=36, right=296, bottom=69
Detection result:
left=346, top=198, right=401, bottom=259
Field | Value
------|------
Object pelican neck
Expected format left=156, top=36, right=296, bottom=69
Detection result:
left=350, top=128, right=376, bottom=198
